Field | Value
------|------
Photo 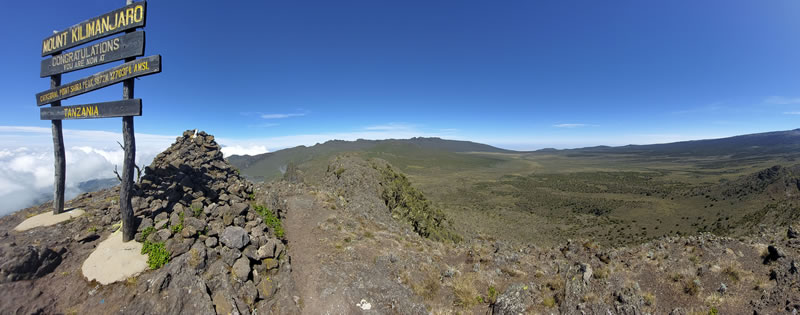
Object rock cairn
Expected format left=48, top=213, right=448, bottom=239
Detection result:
left=125, top=130, right=289, bottom=314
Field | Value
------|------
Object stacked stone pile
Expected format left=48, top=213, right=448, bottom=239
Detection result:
left=122, top=130, right=292, bottom=314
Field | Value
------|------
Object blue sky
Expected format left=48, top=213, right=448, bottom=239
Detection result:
left=1, top=0, right=800, bottom=153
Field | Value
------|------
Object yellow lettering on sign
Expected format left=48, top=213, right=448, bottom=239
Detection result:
left=42, top=33, right=67, bottom=54
left=133, top=61, right=149, bottom=72
left=116, top=11, right=126, bottom=27
left=126, top=8, right=135, bottom=25
left=39, top=91, right=59, bottom=103
left=134, top=5, right=144, bottom=22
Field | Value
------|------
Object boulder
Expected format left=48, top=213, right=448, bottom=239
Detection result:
left=257, top=277, right=277, bottom=300
left=212, top=290, right=240, bottom=315
left=221, top=247, right=242, bottom=266
left=205, top=237, right=218, bottom=248
left=232, top=257, right=251, bottom=281
left=221, top=226, right=249, bottom=249
left=239, top=280, right=258, bottom=306
left=0, top=246, right=64, bottom=283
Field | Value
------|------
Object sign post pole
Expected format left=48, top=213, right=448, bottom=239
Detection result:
left=50, top=54, right=66, bottom=215
left=120, top=0, right=137, bottom=242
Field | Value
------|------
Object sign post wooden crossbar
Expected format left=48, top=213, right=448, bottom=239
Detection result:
left=40, top=99, right=142, bottom=120
left=36, top=0, right=158, bottom=242
left=36, top=55, right=160, bottom=106
left=40, top=31, right=145, bottom=77
left=41, top=1, right=146, bottom=57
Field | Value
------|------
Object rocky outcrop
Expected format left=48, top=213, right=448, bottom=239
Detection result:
left=0, top=130, right=298, bottom=314
left=0, top=245, right=64, bottom=283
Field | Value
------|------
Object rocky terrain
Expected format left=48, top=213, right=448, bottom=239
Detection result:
left=1, top=130, right=800, bottom=314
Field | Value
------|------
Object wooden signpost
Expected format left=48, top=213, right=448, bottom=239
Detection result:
left=36, top=0, right=158, bottom=242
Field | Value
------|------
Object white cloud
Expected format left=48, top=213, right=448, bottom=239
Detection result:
left=766, top=96, right=800, bottom=105
left=220, top=145, right=269, bottom=157
left=553, top=123, right=588, bottom=128
left=261, top=113, right=305, bottom=119
left=0, top=126, right=174, bottom=217
left=784, top=111, right=800, bottom=115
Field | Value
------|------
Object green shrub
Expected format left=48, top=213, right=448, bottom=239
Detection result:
left=254, top=204, right=284, bottom=238
left=334, top=168, right=345, bottom=178
left=171, top=212, right=184, bottom=234
left=141, top=241, right=170, bottom=269
left=487, top=286, right=498, bottom=304
left=377, top=163, right=461, bottom=242
left=141, top=226, right=155, bottom=240
left=192, top=205, right=203, bottom=217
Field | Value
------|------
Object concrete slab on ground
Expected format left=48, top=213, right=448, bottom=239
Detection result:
left=13, top=209, right=85, bottom=232
left=82, top=230, right=149, bottom=285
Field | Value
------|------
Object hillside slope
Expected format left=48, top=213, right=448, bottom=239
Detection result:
left=3, top=131, right=800, bottom=313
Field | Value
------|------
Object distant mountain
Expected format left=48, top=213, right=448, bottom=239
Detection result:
left=227, top=137, right=512, bottom=182
left=77, top=178, right=118, bottom=192
left=564, top=129, right=800, bottom=157
left=228, top=129, right=800, bottom=182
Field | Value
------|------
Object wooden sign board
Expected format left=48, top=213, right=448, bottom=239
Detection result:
left=40, top=31, right=145, bottom=77
left=36, top=55, right=161, bottom=106
left=40, top=99, right=142, bottom=120
left=41, top=1, right=147, bottom=57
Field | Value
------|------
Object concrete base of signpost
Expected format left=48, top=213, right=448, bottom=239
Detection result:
left=13, top=208, right=85, bottom=232
left=82, top=229, right=148, bottom=285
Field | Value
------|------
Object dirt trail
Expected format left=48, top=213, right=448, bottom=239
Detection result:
left=284, top=195, right=355, bottom=314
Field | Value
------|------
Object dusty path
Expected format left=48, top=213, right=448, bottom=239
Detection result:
left=284, top=194, right=356, bottom=314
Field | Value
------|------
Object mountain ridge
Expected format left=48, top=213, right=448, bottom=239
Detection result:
left=228, top=128, right=800, bottom=182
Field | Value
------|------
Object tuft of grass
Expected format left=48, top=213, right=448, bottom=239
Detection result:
left=192, top=205, right=203, bottom=217
left=141, top=241, right=170, bottom=269
left=87, top=226, right=98, bottom=233
left=125, top=276, right=137, bottom=287
left=581, top=292, right=597, bottom=303
left=546, top=277, right=564, bottom=292
left=142, top=226, right=156, bottom=244
left=593, top=266, right=609, bottom=279
left=643, top=292, right=655, bottom=306
left=254, top=204, right=284, bottom=238
left=171, top=212, right=184, bottom=234
left=487, top=286, right=498, bottom=304
left=684, top=278, right=701, bottom=296
left=411, top=270, right=441, bottom=300
left=453, top=274, right=479, bottom=307
left=722, top=265, right=741, bottom=283
left=542, top=296, right=556, bottom=307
